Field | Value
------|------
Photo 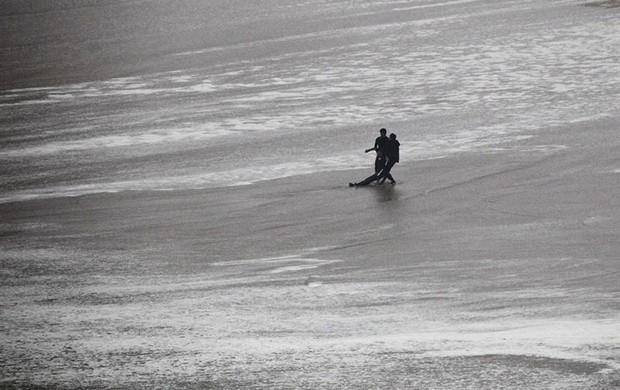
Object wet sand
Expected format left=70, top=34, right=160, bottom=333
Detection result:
left=1, top=116, right=619, bottom=388
left=585, top=0, right=620, bottom=8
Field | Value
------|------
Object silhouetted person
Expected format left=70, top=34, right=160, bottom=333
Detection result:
left=379, top=133, right=399, bottom=184
left=365, top=128, right=389, bottom=175
left=350, top=132, right=400, bottom=187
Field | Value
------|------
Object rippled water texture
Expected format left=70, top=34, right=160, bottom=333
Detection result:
left=1, top=0, right=619, bottom=388
left=1, top=0, right=618, bottom=202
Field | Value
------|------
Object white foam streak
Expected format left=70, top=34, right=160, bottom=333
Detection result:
left=1, top=74, right=216, bottom=106
left=0, top=125, right=232, bottom=157
left=392, top=0, right=482, bottom=12
left=0, top=126, right=563, bottom=204
left=212, top=253, right=341, bottom=275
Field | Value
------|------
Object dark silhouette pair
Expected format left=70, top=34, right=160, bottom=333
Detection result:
left=350, top=128, right=400, bottom=187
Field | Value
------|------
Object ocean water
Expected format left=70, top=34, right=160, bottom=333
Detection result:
left=1, top=1, right=620, bottom=388
left=1, top=0, right=618, bottom=203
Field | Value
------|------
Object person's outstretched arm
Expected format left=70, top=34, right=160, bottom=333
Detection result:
left=365, top=140, right=379, bottom=153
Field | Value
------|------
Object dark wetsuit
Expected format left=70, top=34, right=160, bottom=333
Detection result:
left=373, top=135, right=389, bottom=174
left=354, top=172, right=381, bottom=186
left=350, top=133, right=392, bottom=187
left=380, top=139, right=400, bottom=183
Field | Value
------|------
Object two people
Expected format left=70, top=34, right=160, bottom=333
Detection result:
left=350, top=128, right=400, bottom=187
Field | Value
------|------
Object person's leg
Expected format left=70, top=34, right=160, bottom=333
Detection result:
left=379, top=161, right=395, bottom=183
left=351, top=173, right=379, bottom=186
left=374, top=157, right=383, bottom=174
left=386, top=160, right=396, bottom=183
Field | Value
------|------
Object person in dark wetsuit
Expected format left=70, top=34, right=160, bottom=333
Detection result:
left=349, top=172, right=381, bottom=187
left=379, top=133, right=399, bottom=184
left=365, top=128, right=389, bottom=175
left=350, top=130, right=399, bottom=187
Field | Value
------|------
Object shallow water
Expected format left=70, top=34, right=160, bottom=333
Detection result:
left=1, top=0, right=620, bottom=388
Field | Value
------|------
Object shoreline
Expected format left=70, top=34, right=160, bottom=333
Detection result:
left=1, top=112, right=617, bottom=209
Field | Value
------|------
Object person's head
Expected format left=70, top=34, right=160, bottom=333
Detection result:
left=389, top=133, right=397, bottom=140
left=380, top=128, right=387, bottom=136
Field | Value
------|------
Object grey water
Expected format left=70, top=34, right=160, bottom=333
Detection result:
left=1, top=0, right=618, bottom=203
left=2, top=1, right=620, bottom=388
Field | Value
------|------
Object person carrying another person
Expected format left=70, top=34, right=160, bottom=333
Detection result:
left=379, top=133, right=399, bottom=184
left=350, top=131, right=400, bottom=187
